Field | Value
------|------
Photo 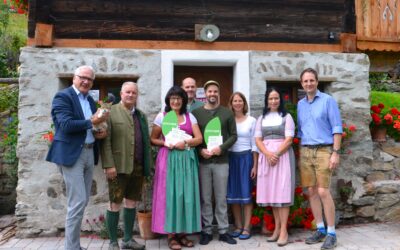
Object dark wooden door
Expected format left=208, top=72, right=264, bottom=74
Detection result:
left=174, top=66, right=233, bottom=107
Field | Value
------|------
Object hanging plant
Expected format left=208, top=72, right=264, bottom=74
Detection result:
left=3, top=0, right=28, bottom=14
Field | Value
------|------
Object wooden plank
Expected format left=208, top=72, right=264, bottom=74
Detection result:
left=357, top=40, right=400, bottom=51
left=27, top=38, right=343, bottom=52
left=370, top=0, right=380, bottom=38
left=355, top=0, right=363, bottom=37
left=28, top=0, right=351, bottom=43
left=51, top=20, right=341, bottom=44
left=34, top=23, right=54, bottom=47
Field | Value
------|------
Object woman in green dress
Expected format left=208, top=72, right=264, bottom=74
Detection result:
left=151, top=86, right=203, bottom=250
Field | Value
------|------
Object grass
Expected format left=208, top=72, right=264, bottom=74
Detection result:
left=8, top=12, right=27, bottom=41
left=0, top=2, right=27, bottom=41
left=371, top=91, right=400, bottom=111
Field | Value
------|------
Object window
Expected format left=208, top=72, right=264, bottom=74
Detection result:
left=266, top=81, right=328, bottom=103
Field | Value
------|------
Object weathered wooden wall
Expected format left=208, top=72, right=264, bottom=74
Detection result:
left=28, top=0, right=355, bottom=44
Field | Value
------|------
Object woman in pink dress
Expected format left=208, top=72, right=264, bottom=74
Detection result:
left=255, top=87, right=295, bottom=247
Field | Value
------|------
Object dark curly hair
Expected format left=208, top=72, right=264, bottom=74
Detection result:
left=262, top=87, right=287, bottom=117
left=164, top=86, right=188, bottom=115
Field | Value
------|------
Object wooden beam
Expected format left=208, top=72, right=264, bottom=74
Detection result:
left=34, top=23, right=54, bottom=47
left=357, top=40, right=400, bottom=51
left=27, top=38, right=343, bottom=52
left=340, top=33, right=357, bottom=52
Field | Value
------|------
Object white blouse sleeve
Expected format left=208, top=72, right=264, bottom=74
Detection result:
left=153, top=112, right=164, bottom=127
left=188, top=113, right=198, bottom=124
left=284, top=113, right=295, bottom=137
left=249, top=116, right=258, bottom=152
left=254, top=115, right=263, bottom=138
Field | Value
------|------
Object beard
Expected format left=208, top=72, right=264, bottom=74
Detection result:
left=207, top=96, right=218, bottom=105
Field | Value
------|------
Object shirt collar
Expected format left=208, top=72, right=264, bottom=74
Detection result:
left=306, top=90, right=321, bottom=103
left=120, top=101, right=135, bottom=114
left=72, top=85, right=88, bottom=98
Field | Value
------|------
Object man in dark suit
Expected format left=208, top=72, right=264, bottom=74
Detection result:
left=46, top=65, right=108, bottom=250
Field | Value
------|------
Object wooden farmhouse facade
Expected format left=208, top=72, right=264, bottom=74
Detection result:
left=15, top=0, right=400, bottom=237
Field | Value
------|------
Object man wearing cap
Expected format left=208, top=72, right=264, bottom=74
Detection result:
left=181, top=77, right=204, bottom=112
left=192, top=80, right=238, bottom=245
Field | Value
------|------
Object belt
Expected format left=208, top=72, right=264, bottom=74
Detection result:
left=83, top=143, right=94, bottom=149
left=302, top=144, right=332, bottom=149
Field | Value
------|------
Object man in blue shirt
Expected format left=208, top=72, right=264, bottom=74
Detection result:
left=47, top=65, right=108, bottom=250
left=297, top=68, right=342, bottom=250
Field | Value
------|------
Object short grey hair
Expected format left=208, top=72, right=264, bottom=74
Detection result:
left=121, top=81, right=138, bottom=91
left=74, top=65, right=95, bottom=80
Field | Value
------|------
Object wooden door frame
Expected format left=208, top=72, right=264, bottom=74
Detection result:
left=161, top=50, right=250, bottom=110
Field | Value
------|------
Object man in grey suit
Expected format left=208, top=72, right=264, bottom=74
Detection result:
left=46, top=65, right=108, bottom=250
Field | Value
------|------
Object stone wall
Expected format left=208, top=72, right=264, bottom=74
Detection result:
left=17, top=48, right=160, bottom=237
left=344, top=139, right=400, bottom=222
left=16, top=48, right=378, bottom=237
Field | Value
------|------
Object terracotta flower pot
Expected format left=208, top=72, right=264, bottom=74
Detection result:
left=137, top=210, right=155, bottom=240
left=371, top=126, right=387, bottom=142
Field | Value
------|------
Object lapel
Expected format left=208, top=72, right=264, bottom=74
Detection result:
left=68, top=86, right=85, bottom=119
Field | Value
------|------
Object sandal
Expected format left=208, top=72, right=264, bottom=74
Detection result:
left=230, top=228, right=243, bottom=238
left=177, top=234, right=194, bottom=248
left=168, top=236, right=182, bottom=250
left=239, top=229, right=252, bottom=240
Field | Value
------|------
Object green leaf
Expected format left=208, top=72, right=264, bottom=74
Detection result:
left=161, top=111, right=178, bottom=136
left=204, top=117, right=221, bottom=146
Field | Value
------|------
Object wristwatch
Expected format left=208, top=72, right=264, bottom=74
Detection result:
left=332, top=148, right=340, bottom=154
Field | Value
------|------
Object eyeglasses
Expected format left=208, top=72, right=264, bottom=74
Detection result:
left=170, top=97, right=182, bottom=102
left=76, top=75, right=94, bottom=82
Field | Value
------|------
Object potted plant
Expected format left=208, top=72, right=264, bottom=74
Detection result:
left=137, top=178, right=155, bottom=240
left=370, top=103, right=400, bottom=142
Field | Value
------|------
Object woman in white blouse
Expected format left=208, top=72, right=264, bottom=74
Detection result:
left=227, top=92, right=258, bottom=240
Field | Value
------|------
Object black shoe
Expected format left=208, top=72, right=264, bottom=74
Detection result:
left=219, top=233, right=237, bottom=245
left=199, top=232, right=213, bottom=245
left=305, top=230, right=326, bottom=244
left=321, top=234, right=337, bottom=249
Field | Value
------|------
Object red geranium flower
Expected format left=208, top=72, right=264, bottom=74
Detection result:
left=384, top=113, right=393, bottom=125
left=284, top=94, right=290, bottom=101
left=348, top=125, right=356, bottom=132
left=378, top=103, right=385, bottom=109
left=391, top=108, right=400, bottom=116
left=371, top=105, right=381, bottom=114
left=250, top=216, right=261, bottom=226
left=293, top=137, right=299, bottom=144
left=295, top=187, right=303, bottom=194
left=371, top=113, right=382, bottom=125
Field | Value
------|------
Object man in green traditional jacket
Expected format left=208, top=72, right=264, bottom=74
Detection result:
left=100, top=81, right=151, bottom=250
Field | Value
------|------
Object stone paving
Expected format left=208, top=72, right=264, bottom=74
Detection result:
left=0, top=222, right=399, bottom=250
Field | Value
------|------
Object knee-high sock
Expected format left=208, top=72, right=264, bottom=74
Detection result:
left=106, top=210, right=120, bottom=243
left=123, top=207, right=136, bottom=242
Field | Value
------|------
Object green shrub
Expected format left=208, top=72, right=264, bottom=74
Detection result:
left=0, top=2, right=26, bottom=77
left=0, top=86, right=18, bottom=185
left=369, top=72, right=389, bottom=91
